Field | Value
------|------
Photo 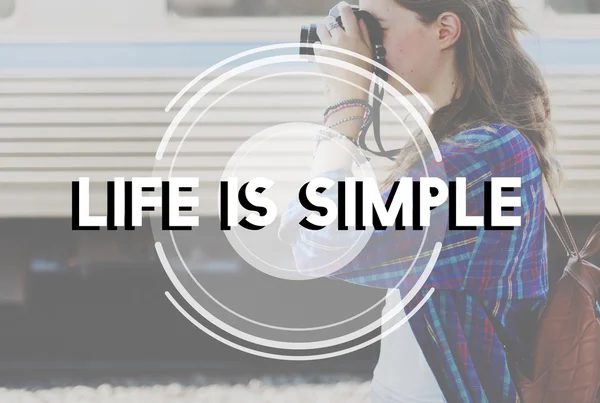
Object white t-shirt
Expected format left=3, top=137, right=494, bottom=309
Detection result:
left=371, top=289, right=445, bottom=403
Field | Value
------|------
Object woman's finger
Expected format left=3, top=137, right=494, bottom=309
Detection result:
left=324, top=16, right=343, bottom=40
left=316, top=23, right=331, bottom=44
left=338, top=2, right=359, bottom=36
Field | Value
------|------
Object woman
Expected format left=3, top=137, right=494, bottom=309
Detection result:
left=279, top=0, right=560, bottom=402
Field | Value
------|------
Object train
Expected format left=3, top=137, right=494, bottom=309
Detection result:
left=0, top=0, right=599, bottom=306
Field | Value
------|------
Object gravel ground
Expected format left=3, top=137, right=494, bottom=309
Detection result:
left=1, top=374, right=372, bottom=403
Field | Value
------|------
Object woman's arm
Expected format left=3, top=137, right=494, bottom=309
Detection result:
left=279, top=145, right=490, bottom=293
left=311, top=3, right=374, bottom=159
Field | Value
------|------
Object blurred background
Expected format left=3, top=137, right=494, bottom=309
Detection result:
left=0, top=0, right=598, bottom=402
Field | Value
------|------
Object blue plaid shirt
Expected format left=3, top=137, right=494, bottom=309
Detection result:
left=279, top=124, right=548, bottom=402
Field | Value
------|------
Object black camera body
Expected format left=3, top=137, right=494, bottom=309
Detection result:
left=299, top=3, right=387, bottom=81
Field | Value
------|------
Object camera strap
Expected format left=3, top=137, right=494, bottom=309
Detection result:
left=359, top=75, right=401, bottom=161
left=352, top=12, right=402, bottom=162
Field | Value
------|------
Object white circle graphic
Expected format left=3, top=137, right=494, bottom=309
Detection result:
left=152, top=43, right=447, bottom=359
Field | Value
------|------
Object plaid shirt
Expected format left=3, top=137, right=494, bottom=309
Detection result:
left=279, top=124, right=548, bottom=403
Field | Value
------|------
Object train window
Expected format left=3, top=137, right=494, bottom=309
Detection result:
left=167, top=0, right=341, bottom=17
left=547, top=0, right=600, bottom=13
left=0, top=0, right=14, bottom=18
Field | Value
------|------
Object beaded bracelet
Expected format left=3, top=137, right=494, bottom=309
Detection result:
left=323, top=99, right=371, bottom=117
left=327, top=109, right=373, bottom=130
left=327, top=115, right=364, bottom=130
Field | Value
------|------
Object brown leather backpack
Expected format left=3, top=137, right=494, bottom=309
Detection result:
left=512, top=192, right=600, bottom=403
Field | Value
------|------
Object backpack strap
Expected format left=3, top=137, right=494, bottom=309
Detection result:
left=543, top=178, right=580, bottom=259
left=513, top=129, right=579, bottom=259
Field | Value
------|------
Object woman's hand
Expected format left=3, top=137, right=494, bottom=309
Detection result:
left=315, top=2, right=374, bottom=106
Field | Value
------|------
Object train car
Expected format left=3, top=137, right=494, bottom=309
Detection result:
left=0, top=0, right=599, bottom=305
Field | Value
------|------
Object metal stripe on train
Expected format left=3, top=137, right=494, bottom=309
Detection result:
left=0, top=40, right=598, bottom=69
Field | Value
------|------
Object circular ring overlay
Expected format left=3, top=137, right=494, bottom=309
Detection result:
left=151, top=43, right=448, bottom=360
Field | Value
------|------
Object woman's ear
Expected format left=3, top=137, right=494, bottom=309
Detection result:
left=437, top=12, right=461, bottom=50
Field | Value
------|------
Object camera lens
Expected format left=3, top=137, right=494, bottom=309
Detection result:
left=299, top=24, right=319, bottom=56
left=300, top=25, right=310, bottom=56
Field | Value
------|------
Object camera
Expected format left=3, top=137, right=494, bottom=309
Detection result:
left=299, top=3, right=386, bottom=68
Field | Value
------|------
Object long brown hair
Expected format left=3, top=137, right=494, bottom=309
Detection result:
left=382, top=0, right=562, bottom=190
